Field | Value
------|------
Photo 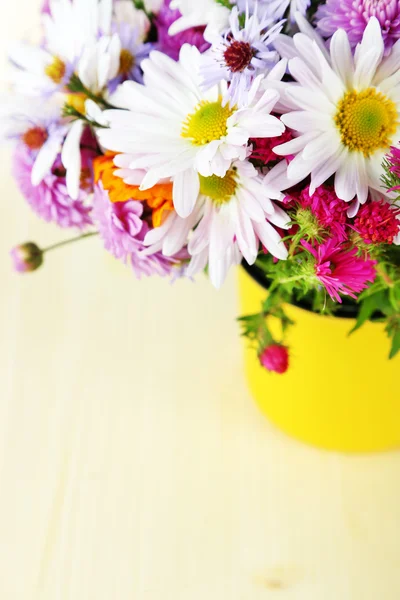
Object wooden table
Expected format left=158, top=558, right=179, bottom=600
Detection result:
left=1, top=4, right=400, bottom=598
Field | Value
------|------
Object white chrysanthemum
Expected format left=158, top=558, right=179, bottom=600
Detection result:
left=143, top=160, right=289, bottom=288
left=168, top=0, right=232, bottom=37
left=200, top=6, right=283, bottom=106
left=270, top=16, right=400, bottom=215
left=0, top=96, right=67, bottom=186
left=98, top=45, right=285, bottom=218
left=10, top=0, right=113, bottom=96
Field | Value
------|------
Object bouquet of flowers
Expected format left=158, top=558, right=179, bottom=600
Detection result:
left=4, top=0, right=400, bottom=373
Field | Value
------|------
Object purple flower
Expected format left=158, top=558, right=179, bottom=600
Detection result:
left=316, top=0, right=400, bottom=54
left=92, top=183, right=186, bottom=278
left=13, top=144, right=93, bottom=229
left=155, top=0, right=210, bottom=61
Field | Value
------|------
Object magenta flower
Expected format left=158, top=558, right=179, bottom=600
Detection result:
left=316, top=0, right=400, bottom=54
left=92, top=183, right=187, bottom=278
left=13, top=144, right=93, bottom=229
left=260, top=344, right=289, bottom=374
left=155, top=0, right=210, bottom=60
left=302, top=238, right=377, bottom=302
left=297, top=185, right=349, bottom=241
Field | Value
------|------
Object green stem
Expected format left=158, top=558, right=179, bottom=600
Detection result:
left=42, top=232, right=98, bottom=254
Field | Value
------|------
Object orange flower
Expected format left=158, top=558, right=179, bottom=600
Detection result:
left=93, top=153, right=174, bottom=227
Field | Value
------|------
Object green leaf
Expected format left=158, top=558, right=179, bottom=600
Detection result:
left=389, top=330, right=400, bottom=359
left=349, top=291, right=386, bottom=334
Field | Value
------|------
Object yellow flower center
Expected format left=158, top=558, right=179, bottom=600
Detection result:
left=334, top=88, right=398, bottom=157
left=199, top=170, right=237, bottom=204
left=45, top=56, right=66, bottom=84
left=182, top=99, right=235, bottom=146
left=119, top=49, right=135, bottom=75
left=66, top=93, right=86, bottom=114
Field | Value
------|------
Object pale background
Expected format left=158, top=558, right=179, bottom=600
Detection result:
left=1, top=3, right=400, bottom=599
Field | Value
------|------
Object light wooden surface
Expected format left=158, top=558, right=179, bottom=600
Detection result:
left=1, top=4, right=400, bottom=599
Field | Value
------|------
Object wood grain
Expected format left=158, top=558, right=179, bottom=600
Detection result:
left=1, top=3, right=400, bottom=598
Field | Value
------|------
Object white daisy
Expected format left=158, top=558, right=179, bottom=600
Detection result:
left=168, top=0, right=232, bottom=37
left=200, top=5, right=283, bottom=106
left=97, top=44, right=285, bottom=218
left=10, top=0, right=113, bottom=97
left=144, top=159, right=289, bottom=288
left=0, top=96, right=67, bottom=186
left=270, top=16, right=400, bottom=214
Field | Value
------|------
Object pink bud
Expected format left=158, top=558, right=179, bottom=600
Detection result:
left=10, top=243, right=43, bottom=273
left=260, top=344, right=289, bottom=374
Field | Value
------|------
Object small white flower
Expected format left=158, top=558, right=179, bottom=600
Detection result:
left=201, top=6, right=283, bottom=106
left=98, top=45, right=285, bottom=218
left=10, top=0, right=113, bottom=96
left=0, top=95, right=67, bottom=186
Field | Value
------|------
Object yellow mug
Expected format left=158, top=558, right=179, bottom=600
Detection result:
left=239, top=268, right=400, bottom=453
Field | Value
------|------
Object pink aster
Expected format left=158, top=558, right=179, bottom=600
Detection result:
left=316, top=0, right=400, bottom=54
left=92, top=183, right=187, bottom=278
left=302, top=238, right=377, bottom=302
left=297, top=185, right=349, bottom=241
left=155, top=0, right=210, bottom=61
left=13, top=144, right=92, bottom=229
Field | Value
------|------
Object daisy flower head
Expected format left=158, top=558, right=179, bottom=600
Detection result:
left=98, top=45, right=285, bottom=219
left=272, top=16, right=400, bottom=215
left=145, top=159, right=289, bottom=288
left=200, top=5, right=284, bottom=106
left=302, top=238, right=377, bottom=302
left=10, top=0, right=113, bottom=97
left=0, top=96, right=68, bottom=187
left=316, top=0, right=400, bottom=55
left=107, top=22, right=152, bottom=92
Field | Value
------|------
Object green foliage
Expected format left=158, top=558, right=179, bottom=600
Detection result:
left=238, top=289, right=294, bottom=356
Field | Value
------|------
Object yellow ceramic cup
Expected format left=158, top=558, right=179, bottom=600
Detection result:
left=239, top=267, right=400, bottom=453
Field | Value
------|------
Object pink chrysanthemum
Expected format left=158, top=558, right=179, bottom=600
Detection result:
left=354, top=199, right=400, bottom=244
left=302, top=238, right=377, bottom=302
left=155, top=0, right=210, bottom=61
left=250, top=129, right=294, bottom=165
left=316, top=0, right=400, bottom=54
left=92, top=183, right=186, bottom=278
left=13, top=144, right=92, bottom=229
left=297, top=185, right=349, bottom=241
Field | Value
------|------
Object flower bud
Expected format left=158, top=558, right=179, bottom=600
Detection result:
left=10, top=243, right=43, bottom=273
left=260, top=344, right=289, bottom=374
